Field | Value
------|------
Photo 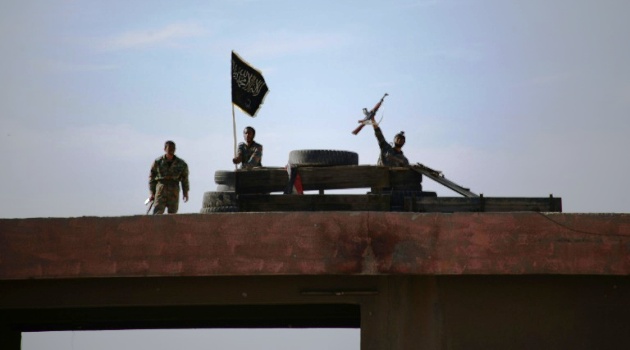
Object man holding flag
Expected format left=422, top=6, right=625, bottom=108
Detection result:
left=231, top=51, right=269, bottom=168
left=232, top=126, right=263, bottom=169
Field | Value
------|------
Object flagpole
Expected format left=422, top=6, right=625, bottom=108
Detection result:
left=232, top=104, right=237, bottom=170
left=231, top=50, right=269, bottom=171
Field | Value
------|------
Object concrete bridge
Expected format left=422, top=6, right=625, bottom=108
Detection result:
left=1, top=212, right=630, bottom=349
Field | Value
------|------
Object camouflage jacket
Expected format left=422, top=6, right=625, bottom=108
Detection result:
left=236, top=141, right=263, bottom=169
left=149, top=155, right=190, bottom=194
left=374, top=126, right=409, bottom=167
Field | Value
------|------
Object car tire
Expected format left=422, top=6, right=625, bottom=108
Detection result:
left=201, top=191, right=238, bottom=211
left=216, top=184, right=235, bottom=192
left=214, top=170, right=236, bottom=186
left=288, top=150, right=358, bottom=166
left=200, top=206, right=239, bottom=213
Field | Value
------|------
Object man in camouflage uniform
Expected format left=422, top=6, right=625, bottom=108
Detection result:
left=232, top=126, right=263, bottom=169
left=372, top=121, right=409, bottom=167
left=149, top=140, right=189, bottom=214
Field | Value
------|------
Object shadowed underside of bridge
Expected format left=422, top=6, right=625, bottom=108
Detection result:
left=1, top=212, right=630, bottom=349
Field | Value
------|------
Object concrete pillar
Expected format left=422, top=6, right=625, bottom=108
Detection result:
left=0, top=326, right=21, bottom=350
left=360, top=276, right=443, bottom=350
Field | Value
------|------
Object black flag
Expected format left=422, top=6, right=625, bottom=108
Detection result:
left=231, top=51, right=269, bottom=117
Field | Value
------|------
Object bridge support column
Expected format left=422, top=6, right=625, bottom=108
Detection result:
left=0, top=326, right=21, bottom=350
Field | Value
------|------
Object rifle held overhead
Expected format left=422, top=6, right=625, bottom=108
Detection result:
left=352, top=93, right=388, bottom=135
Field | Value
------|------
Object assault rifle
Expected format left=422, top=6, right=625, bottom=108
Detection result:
left=351, top=93, right=388, bottom=135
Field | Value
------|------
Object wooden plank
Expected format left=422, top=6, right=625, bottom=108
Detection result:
left=414, top=197, right=481, bottom=212
left=235, top=166, right=390, bottom=194
left=297, top=166, right=389, bottom=191
left=235, top=168, right=287, bottom=193
left=414, top=197, right=562, bottom=213
left=232, top=167, right=561, bottom=213
left=238, top=194, right=561, bottom=213
left=482, top=197, right=562, bottom=212
left=238, top=194, right=391, bottom=212
left=411, top=163, right=478, bottom=198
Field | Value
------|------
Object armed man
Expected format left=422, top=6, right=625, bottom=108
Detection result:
left=148, top=140, right=189, bottom=214
left=372, top=121, right=409, bottom=167
left=350, top=93, right=408, bottom=167
left=233, top=126, right=263, bottom=169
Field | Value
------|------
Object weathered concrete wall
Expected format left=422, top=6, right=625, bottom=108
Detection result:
left=1, top=212, right=629, bottom=279
left=1, top=212, right=630, bottom=349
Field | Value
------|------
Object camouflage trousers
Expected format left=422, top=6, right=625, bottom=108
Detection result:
left=153, top=182, right=180, bottom=214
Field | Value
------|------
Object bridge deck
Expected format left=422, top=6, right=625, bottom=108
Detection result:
left=1, top=212, right=629, bottom=350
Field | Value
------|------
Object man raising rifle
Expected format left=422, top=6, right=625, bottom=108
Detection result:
left=372, top=120, right=409, bottom=167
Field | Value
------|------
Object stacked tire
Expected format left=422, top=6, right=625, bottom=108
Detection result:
left=213, top=170, right=236, bottom=191
left=200, top=190, right=239, bottom=213
left=200, top=170, right=238, bottom=213
left=200, top=150, right=359, bottom=213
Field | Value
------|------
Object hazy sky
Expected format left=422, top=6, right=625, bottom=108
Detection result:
left=2, top=0, right=629, bottom=348
left=2, top=0, right=630, bottom=218
left=22, top=329, right=359, bottom=350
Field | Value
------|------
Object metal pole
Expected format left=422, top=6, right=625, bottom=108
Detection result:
left=232, top=104, right=238, bottom=170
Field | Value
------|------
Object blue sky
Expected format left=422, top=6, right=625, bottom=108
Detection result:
left=2, top=0, right=630, bottom=347
left=2, top=0, right=629, bottom=218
